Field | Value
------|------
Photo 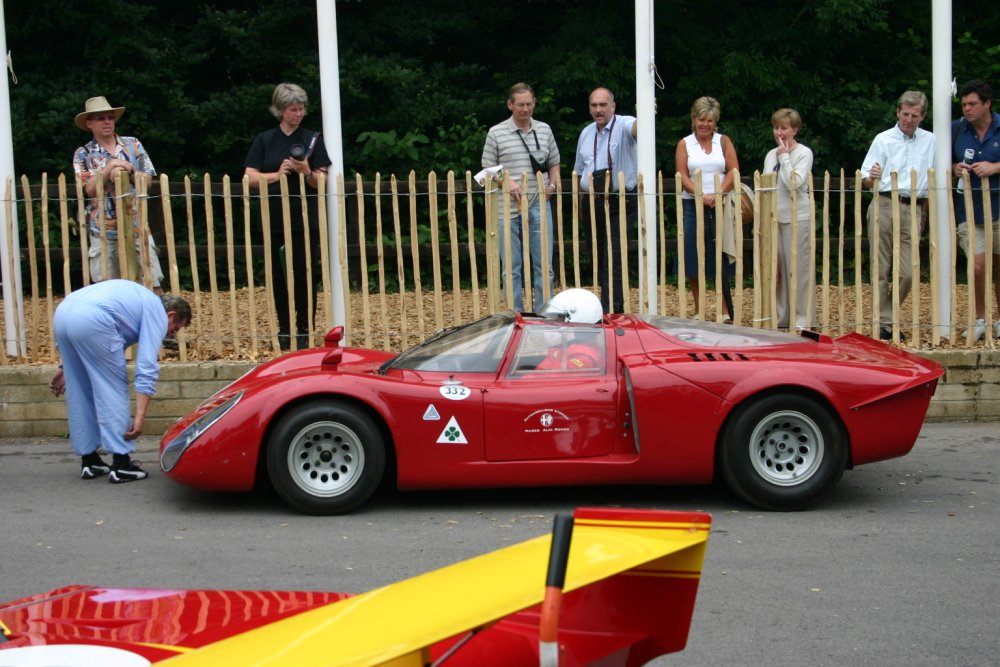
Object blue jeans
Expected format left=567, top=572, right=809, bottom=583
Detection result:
left=498, top=196, right=554, bottom=311
left=681, top=198, right=732, bottom=280
left=681, top=198, right=734, bottom=316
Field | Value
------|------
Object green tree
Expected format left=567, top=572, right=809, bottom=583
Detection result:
left=4, top=0, right=998, bottom=180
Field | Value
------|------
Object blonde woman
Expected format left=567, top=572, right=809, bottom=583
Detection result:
left=676, top=96, right=740, bottom=321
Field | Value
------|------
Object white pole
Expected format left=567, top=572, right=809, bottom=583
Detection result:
left=634, top=0, right=657, bottom=314
left=316, top=0, right=347, bottom=333
left=932, top=0, right=952, bottom=338
left=0, top=0, right=25, bottom=357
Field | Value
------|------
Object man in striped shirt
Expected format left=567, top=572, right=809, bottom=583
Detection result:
left=860, top=90, right=936, bottom=341
left=482, top=83, right=561, bottom=311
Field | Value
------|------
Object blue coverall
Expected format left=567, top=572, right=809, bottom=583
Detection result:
left=53, top=280, right=167, bottom=456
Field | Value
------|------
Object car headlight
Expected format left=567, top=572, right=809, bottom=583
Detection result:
left=161, top=391, right=243, bottom=471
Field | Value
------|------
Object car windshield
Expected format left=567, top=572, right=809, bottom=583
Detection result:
left=385, top=313, right=516, bottom=373
left=639, top=315, right=805, bottom=347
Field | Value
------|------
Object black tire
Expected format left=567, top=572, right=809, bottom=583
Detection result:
left=719, top=393, right=847, bottom=510
left=266, top=400, right=386, bottom=515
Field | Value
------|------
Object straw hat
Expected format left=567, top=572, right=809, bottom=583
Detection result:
left=74, top=96, right=124, bottom=130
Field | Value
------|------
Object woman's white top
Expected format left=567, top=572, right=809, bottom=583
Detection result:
left=682, top=132, right=725, bottom=199
left=763, top=143, right=813, bottom=223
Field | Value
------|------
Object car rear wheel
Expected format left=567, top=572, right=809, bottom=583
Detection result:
left=720, top=393, right=847, bottom=510
left=266, top=400, right=386, bottom=515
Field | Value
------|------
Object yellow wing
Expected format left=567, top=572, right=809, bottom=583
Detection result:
left=161, top=508, right=710, bottom=667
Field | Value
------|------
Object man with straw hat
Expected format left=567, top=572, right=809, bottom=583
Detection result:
left=72, top=95, right=163, bottom=293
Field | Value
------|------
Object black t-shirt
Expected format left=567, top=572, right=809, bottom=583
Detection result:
left=244, top=126, right=332, bottom=229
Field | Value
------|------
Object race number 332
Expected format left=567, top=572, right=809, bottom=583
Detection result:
left=439, top=385, right=471, bottom=401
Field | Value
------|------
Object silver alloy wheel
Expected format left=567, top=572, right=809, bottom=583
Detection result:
left=286, top=420, right=365, bottom=498
left=748, top=410, right=824, bottom=487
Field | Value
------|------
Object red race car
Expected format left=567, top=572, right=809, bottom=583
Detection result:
left=0, top=507, right=711, bottom=666
left=160, top=290, right=942, bottom=515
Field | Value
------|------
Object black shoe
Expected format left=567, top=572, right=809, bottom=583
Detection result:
left=878, top=326, right=905, bottom=342
left=81, top=454, right=111, bottom=480
left=109, top=455, right=148, bottom=484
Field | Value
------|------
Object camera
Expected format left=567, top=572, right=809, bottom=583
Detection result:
left=958, top=148, right=976, bottom=192
left=591, top=168, right=609, bottom=194
left=529, top=153, right=547, bottom=175
left=289, top=144, right=307, bottom=161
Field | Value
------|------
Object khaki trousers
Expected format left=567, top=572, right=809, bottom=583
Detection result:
left=867, top=196, right=919, bottom=327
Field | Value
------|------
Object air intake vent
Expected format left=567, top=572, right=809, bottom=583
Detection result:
left=687, top=352, right=751, bottom=362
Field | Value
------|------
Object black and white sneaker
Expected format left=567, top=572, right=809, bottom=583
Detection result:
left=81, top=455, right=112, bottom=480
left=109, top=456, right=148, bottom=484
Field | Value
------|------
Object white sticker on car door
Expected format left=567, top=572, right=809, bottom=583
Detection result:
left=440, top=384, right=471, bottom=401
left=436, top=416, right=468, bottom=444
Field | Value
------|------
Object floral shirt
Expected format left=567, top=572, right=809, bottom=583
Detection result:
left=72, top=135, right=156, bottom=238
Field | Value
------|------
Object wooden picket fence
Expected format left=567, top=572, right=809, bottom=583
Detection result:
left=0, top=167, right=995, bottom=366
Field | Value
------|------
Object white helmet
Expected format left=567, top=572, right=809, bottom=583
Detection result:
left=541, top=289, right=604, bottom=324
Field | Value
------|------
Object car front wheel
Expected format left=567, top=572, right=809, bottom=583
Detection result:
left=266, top=400, right=386, bottom=515
left=720, top=393, right=847, bottom=511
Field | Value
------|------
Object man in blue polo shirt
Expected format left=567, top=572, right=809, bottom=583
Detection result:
left=953, top=79, right=1000, bottom=342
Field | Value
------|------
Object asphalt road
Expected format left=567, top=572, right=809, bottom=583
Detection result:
left=1, top=422, right=997, bottom=666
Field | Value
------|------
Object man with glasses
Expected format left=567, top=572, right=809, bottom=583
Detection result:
left=482, top=82, right=561, bottom=312
left=72, top=96, right=163, bottom=293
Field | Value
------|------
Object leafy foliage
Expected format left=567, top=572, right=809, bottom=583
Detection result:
left=5, top=0, right=999, bottom=181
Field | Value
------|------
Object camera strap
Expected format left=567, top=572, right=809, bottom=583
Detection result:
left=305, top=132, right=320, bottom=159
left=517, top=129, right=546, bottom=174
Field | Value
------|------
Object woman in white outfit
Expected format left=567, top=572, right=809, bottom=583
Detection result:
left=763, top=108, right=814, bottom=329
left=676, top=96, right=740, bottom=321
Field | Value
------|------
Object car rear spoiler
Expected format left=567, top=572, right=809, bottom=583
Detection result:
left=161, top=507, right=711, bottom=666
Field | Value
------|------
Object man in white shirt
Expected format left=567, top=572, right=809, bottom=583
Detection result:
left=860, top=90, right=936, bottom=341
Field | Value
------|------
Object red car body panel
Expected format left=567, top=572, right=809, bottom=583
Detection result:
left=0, top=508, right=711, bottom=666
left=0, top=586, right=349, bottom=658
left=0, top=582, right=701, bottom=666
left=159, top=314, right=942, bottom=502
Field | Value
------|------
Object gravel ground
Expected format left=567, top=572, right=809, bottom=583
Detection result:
left=3, top=280, right=992, bottom=365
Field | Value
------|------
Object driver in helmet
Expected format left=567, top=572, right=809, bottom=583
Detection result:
left=535, top=289, right=604, bottom=371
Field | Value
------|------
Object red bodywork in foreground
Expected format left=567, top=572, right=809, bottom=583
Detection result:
left=0, top=508, right=711, bottom=666
left=159, top=313, right=942, bottom=513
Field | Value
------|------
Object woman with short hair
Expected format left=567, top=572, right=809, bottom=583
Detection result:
left=763, top=108, right=815, bottom=330
left=244, top=83, right=331, bottom=350
left=675, top=96, right=740, bottom=322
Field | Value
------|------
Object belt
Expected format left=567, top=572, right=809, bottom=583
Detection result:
left=878, top=191, right=927, bottom=204
left=89, top=217, right=119, bottom=231
left=593, top=187, right=637, bottom=197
